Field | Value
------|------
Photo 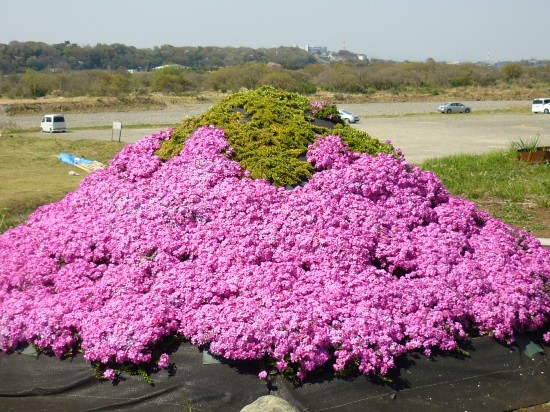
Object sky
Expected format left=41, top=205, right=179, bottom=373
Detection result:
left=1, top=0, right=547, bottom=63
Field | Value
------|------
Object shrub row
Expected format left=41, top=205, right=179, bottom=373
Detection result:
left=3, top=60, right=550, bottom=99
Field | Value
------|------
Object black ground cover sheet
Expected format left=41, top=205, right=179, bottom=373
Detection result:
left=0, top=336, right=548, bottom=411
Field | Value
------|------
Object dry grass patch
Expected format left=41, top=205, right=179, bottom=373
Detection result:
left=312, top=85, right=550, bottom=103
left=2, top=85, right=550, bottom=117
left=2, top=96, right=166, bottom=115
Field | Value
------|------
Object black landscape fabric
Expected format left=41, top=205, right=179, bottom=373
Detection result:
left=0, top=336, right=549, bottom=412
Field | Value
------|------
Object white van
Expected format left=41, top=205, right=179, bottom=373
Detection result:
left=531, top=98, right=550, bottom=113
left=40, top=114, right=67, bottom=133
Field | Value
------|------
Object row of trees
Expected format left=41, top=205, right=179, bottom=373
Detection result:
left=0, top=41, right=316, bottom=74
left=2, top=60, right=550, bottom=99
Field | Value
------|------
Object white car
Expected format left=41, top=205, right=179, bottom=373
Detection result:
left=338, top=109, right=360, bottom=123
left=532, top=98, right=550, bottom=113
left=41, top=114, right=67, bottom=133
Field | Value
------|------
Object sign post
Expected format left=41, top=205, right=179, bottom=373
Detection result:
left=112, top=121, right=122, bottom=142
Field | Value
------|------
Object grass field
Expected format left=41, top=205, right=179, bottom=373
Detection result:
left=0, top=135, right=126, bottom=231
left=421, top=149, right=550, bottom=237
left=1, top=135, right=549, bottom=238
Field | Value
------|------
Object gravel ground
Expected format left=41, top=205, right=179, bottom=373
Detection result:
left=338, top=99, right=530, bottom=117
left=355, top=112, right=550, bottom=164
left=0, top=100, right=530, bottom=130
left=0, top=103, right=214, bottom=130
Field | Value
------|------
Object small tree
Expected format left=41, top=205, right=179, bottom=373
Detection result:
left=21, top=68, right=50, bottom=97
left=151, top=66, right=191, bottom=94
left=237, top=62, right=269, bottom=90
left=501, top=63, right=523, bottom=82
left=260, top=70, right=305, bottom=93
left=109, top=68, right=132, bottom=96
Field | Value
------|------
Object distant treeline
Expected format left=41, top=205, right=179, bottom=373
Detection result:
left=1, top=41, right=550, bottom=98
left=0, top=41, right=316, bottom=73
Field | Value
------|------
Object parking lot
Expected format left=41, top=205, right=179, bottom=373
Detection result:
left=353, top=112, right=550, bottom=164
left=3, top=100, right=550, bottom=164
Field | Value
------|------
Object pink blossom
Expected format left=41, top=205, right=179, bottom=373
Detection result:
left=158, top=353, right=170, bottom=369
left=0, top=127, right=549, bottom=381
left=103, top=368, right=116, bottom=380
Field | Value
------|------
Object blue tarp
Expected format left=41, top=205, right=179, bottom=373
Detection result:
left=57, top=153, right=94, bottom=166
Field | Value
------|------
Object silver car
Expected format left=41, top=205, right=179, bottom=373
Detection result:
left=438, top=102, right=471, bottom=114
left=338, top=109, right=360, bottom=123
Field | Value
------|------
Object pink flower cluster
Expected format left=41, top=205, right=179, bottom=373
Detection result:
left=310, top=100, right=337, bottom=121
left=1, top=126, right=549, bottom=380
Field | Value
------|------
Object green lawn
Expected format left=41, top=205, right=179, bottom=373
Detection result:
left=421, top=149, right=550, bottom=236
left=0, top=135, right=126, bottom=232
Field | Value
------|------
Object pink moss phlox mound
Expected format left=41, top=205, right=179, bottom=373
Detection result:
left=1, top=126, right=550, bottom=380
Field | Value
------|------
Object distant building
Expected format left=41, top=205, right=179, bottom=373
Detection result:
left=152, top=64, right=189, bottom=70
left=305, top=45, right=328, bottom=56
left=267, top=62, right=283, bottom=69
left=305, top=45, right=367, bottom=62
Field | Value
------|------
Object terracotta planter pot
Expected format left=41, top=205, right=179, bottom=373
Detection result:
left=516, top=146, right=550, bottom=164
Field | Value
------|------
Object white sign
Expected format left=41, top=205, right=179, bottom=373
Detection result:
left=112, top=121, right=122, bottom=141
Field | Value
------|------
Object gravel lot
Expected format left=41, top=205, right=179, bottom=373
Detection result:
left=354, top=111, right=550, bottom=163
left=3, top=99, right=550, bottom=164
left=0, top=103, right=213, bottom=130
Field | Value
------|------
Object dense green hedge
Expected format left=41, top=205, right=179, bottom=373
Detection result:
left=156, top=86, right=394, bottom=186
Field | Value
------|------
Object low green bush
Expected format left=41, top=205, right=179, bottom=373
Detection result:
left=156, top=86, right=394, bottom=186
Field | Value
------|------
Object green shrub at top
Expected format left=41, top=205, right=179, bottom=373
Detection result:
left=156, top=86, right=395, bottom=186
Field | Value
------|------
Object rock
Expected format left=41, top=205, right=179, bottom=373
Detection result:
left=240, top=395, right=299, bottom=412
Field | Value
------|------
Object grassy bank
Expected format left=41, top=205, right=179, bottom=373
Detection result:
left=421, top=149, right=550, bottom=237
left=1, top=136, right=549, bottom=237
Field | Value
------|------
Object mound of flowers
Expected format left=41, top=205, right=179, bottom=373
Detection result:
left=155, top=86, right=393, bottom=186
left=1, top=122, right=549, bottom=381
